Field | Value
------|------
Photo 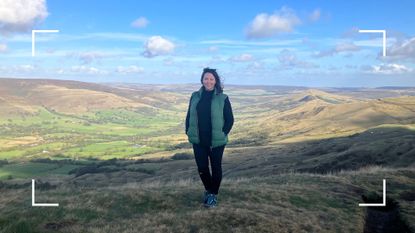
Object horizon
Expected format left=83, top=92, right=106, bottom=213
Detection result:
left=1, top=76, right=415, bottom=89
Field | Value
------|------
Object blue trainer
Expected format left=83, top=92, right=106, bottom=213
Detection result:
left=205, top=193, right=217, bottom=208
left=203, top=191, right=210, bottom=204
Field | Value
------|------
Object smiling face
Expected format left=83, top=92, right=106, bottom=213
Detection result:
left=202, top=72, right=216, bottom=91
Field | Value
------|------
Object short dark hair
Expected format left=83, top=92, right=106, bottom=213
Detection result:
left=200, top=67, right=223, bottom=93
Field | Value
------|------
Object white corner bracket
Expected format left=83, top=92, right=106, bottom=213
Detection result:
left=358, top=29, right=386, bottom=57
left=31, top=29, right=59, bottom=57
left=359, top=179, right=386, bottom=207
left=32, top=179, right=59, bottom=207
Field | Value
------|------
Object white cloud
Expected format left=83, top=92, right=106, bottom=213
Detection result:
left=200, top=39, right=302, bottom=47
left=245, top=6, right=301, bottom=39
left=0, top=64, right=36, bottom=73
left=208, top=55, right=226, bottom=64
left=342, top=27, right=360, bottom=38
left=309, top=9, right=321, bottom=22
left=229, top=53, right=253, bottom=62
left=116, top=65, right=144, bottom=74
left=335, top=43, right=360, bottom=52
left=365, top=63, right=413, bottom=74
left=313, top=42, right=360, bottom=58
left=7, top=32, right=149, bottom=43
left=71, top=66, right=108, bottom=75
left=278, top=49, right=318, bottom=69
left=19, top=64, right=35, bottom=71
left=131, top=17, right=149, bottom=28
left=142, top=36, right=175, bottom=58
left=246, top=61, right=264, bottom=70
left=0, top=43, right=7, bottom=52
left=78, top=52, right=105, bottom=64
left=384, top=37, right=415, bottom=61
left=71, top=32, right=147, bottom=42
left=0, top=0, right=48, bottom=34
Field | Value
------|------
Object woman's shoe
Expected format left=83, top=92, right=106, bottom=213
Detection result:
left=203, top=191, right=209, bottom=204
left=205, top=194, right=217, bottom=208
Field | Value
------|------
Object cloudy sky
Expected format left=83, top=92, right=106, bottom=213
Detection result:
left=0, top=0, right=414, bottom=87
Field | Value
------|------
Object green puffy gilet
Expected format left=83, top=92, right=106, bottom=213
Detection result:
left=186, top=86, right=228, bottom=148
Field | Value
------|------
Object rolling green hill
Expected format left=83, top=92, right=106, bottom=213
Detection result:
left=0, top=78, right=415, bottom=232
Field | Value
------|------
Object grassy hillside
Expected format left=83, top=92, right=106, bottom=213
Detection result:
left=0, top=166, right=414, bottom=233
left=0, top=125, right=414, bottom=232
left=1, top=78, right=415, bottom=232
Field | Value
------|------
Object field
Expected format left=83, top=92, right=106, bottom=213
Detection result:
left=0, top=78, right=414, bottom=232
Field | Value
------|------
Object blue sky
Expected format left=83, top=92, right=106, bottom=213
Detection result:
left=0, top=0, right=414, bottom=87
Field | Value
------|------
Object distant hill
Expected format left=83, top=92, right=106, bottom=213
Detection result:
left=0, top=78, right=185, bottom=115
left=0, top=77, right=415, bottom=161
left=255, top=90, right=415, bottom=143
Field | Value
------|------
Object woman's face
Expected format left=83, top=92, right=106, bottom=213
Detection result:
left=202, top=72, right=216, bottom=91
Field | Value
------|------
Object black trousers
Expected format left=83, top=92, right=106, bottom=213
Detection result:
left=192, top=143, right=225, bottom=195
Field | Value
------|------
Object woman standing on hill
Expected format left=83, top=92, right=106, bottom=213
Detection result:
left=185, top=67, right=234, bottom=208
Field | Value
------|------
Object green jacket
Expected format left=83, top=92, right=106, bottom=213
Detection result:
left=186, top=87, right=228, bottom=148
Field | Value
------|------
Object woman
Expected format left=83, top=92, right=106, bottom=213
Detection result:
left=185, top=67, right=234, bottom=208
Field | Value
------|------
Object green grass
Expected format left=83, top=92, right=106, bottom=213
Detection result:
left=64, top=141, right=160, bottom=159
left=0, top=107, right=178, bottom=137
left=0, top=169, right=401, bottom=233
left=0, top=149, right=26, bottom=160
left=0, top=142, right=69, bottom=160
left=0, top=107, right=181, bottom=161
left=0, top=162, right=80, bottom=180
left=0, top=158, right=414, bottom=232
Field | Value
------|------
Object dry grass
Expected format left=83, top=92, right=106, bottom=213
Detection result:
left=0, top=171, right=373, bottom=233
left=0, top=136, right=42, bottom=149
left=2, top=165, right=415, bottom=232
